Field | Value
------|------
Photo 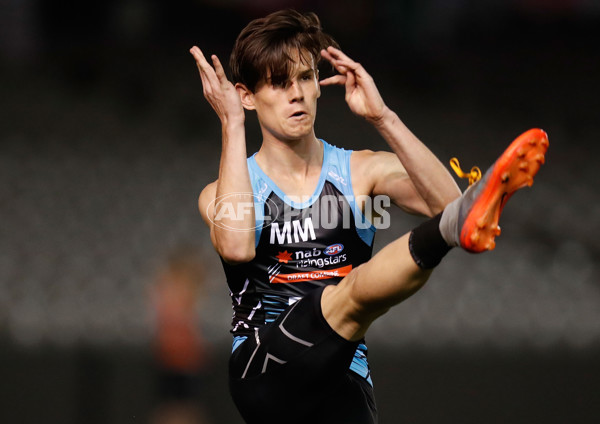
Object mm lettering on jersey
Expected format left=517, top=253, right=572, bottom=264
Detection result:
left=269, top=217, right=316, bottom=245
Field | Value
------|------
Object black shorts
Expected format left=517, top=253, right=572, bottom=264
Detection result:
left=229, top=287, right=377, bottom=424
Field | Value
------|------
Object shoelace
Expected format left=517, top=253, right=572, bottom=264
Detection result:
left=450, top=157, right=482, bottom=186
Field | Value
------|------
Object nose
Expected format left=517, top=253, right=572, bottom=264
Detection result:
left=288, top=80, right=304, bottom=102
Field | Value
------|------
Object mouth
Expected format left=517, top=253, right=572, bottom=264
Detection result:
left=290, top=111, right=307, bottom=118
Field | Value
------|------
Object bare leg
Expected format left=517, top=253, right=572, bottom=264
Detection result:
left=321, top=233, right=432, bottom=341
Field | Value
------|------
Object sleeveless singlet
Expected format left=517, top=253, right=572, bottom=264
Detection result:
left=221, top=140, right=376, bottom=383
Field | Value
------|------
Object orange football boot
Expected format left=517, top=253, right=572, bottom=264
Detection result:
left=452, top=128, right=549, bottom=252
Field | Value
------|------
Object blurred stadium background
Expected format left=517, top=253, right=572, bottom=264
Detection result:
left=1, top=0, right=599, bottom=423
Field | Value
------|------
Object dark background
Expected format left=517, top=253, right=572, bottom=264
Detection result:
left=1, top=0, right=599, bottom=423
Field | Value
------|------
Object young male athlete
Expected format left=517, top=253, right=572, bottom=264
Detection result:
left=190, top=10, right=548, bottom=424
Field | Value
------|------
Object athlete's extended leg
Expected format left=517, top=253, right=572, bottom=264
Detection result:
left=322, top=128, right=549, bottom=341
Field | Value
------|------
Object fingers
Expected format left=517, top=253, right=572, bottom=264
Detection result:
left=320, top=46, right=371, bottom=94
left=320, top=48, right=349, bottom=76
left=190, top=46, right=211, bottom=72
left=319, top=75, right=347, bottom=86
left=323, top=46, right=352, bottom=62
left=345, top=69, right=356, bottom=93
left=190, top=46, right=226, bottom=92
left=211, top=54, right=228, bottom=84
left=321, top=46, right=361, bottom=73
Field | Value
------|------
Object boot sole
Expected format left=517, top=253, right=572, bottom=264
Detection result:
left=460, top=128, right=549, bottom=252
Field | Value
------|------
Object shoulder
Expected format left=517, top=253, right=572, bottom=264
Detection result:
left=351, top=149, right=405, bottom=178
left=350, top=149, right=408, bottom=197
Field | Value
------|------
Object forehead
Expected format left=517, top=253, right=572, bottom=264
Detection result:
left=265, top=48, right=316, bottom=80
left=288, top=48, right=316, bottom=70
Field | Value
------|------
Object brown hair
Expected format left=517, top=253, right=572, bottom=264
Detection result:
left=229, top=9, right=338, bottom=92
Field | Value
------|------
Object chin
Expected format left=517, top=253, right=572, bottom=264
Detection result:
left=281, top=127, right=311, bottom=140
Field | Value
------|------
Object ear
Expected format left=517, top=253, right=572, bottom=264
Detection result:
left=236, top=83, right=255, bottom=110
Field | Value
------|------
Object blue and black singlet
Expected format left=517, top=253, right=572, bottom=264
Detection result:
left=220, top=140, right=377, bottom=383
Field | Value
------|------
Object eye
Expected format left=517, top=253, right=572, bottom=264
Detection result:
left=271, top=78, right=288, bottom=89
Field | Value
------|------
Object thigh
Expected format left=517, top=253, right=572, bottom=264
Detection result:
left=229, top=287, right=365, bottom=423
left=313, top=372, right=378, bottom=424
left=322, top=236, right=432, bottom=342
left=231, top=369, right=378, bottom=424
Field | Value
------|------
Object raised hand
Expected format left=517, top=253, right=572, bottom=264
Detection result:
left=190, top=46, right=244, bottom=126
left=319, top=46, right=388, bottom=125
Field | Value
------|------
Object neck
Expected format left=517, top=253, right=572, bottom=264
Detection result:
left=256, top=134, right=323, bottom=177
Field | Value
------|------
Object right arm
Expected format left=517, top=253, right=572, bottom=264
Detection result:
left=191, top=46, right=255, bottom=264
left=320, top=47, right=460, bottom=216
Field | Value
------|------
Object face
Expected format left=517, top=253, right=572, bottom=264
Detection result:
left=239, top=50, right=321, bottom=143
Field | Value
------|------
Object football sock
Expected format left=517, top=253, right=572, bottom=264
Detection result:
left=408, top=213, right=452, bottom=269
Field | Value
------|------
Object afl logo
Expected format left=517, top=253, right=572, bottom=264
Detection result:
left=324, top=243, right=344, bottom=256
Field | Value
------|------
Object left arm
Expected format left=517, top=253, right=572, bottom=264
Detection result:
left=351, top=149, right=433, bottom=216
left=371, top=110, right=460, bottom=216
left=320, top=47, right=460, bottom=216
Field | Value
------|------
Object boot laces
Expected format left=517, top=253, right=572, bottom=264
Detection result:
left=450, top=158, right=481, bottom=186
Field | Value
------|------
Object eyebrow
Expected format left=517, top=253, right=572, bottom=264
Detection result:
left=296, top=64, right=317, bottom=75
